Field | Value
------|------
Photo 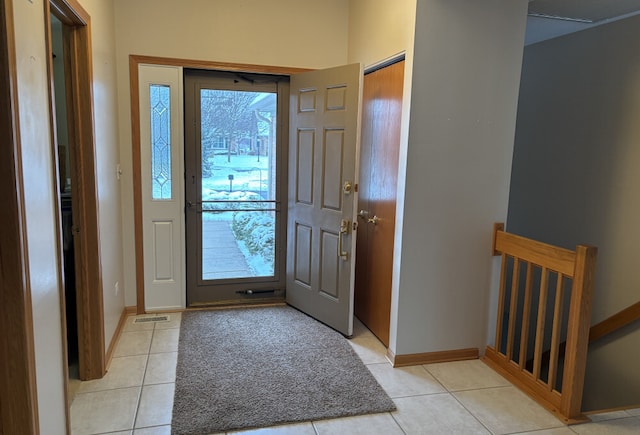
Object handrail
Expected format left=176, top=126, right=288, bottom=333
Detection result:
left=589, top=301, right=640, bottom=343
left=528, top=300, right=640, bottom=378
left=483, top=223, right=597, bottom=424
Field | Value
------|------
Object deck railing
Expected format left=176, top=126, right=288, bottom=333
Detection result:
left=483, top=224, right=597, bottom=424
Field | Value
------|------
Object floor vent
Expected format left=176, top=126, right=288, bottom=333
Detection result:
left=133, top=315, right=170, bottom=324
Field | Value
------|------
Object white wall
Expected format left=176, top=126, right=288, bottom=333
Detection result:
left=508, top=15, right=640, bottom=410
left=10, top=0, right=123, bottom=430
left=393, top=0, right=528, bottom=355
left=347, top=0, right=416, bottom=69
left=114, top=0, right=351, bottom=307
left=346, top=0, right=418, bottom=355
left=76, top=0, right=125, bottom=353
left=12, top=0, right=67, bottom=431
left=113, top=0, right=529, bottom=361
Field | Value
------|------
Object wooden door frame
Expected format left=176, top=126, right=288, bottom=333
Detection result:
left=48, top=0, right=106, bottom=381
left=129, top=55, right=309, bottom=313
left=0, top=0, right=40, bottom=432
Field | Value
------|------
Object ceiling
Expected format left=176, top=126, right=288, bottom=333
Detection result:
left=525, top=0, right=640, bottom=45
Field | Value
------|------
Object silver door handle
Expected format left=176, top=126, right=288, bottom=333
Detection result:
left=357, top=209, right=369, bottom=219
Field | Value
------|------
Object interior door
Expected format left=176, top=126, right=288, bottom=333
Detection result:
left=354, top=60, right=404, bottom=346
left=286, top=63, right=363, bottom=336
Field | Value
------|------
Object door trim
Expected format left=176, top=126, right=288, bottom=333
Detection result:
left=49, top=0, right=106, bottom=381
left=364, top=52, right=405, bottom=74
left=129, top=55, right=310, bottom=313
left=0, top=0, right=40, bottom=432
left=43, top=2, right=71, bottom=428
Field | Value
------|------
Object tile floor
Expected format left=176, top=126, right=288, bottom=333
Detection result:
left=70, top=312, right=640, bottom=435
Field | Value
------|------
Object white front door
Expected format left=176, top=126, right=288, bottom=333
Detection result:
left=286, top=64, right=363, bottom=336
left=139, top=64, right=186, bottom=311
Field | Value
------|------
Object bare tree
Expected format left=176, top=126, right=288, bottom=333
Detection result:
left=201, top=90, right=257, bottom=163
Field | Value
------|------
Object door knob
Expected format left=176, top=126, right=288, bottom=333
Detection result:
left=367, top=215, right=379, bottom=225
left=357, top=209, right=369, bottom=219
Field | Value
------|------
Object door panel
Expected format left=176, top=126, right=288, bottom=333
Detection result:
left=294, top=223, right=313, bottom=285
left=355, top=60, right=404, bottom=346
left=152, top=221, right=174, bottom=280
left=296, top=130, right=315, bottom=204
left=139, top=65, right=185, bottom=311
left=320, top=230, right=340, bottom=299
left=322, top=129, right=345, bottom=210
left=287, top=64, right=363, bottom=336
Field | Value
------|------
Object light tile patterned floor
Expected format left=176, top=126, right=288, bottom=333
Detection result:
left=70, top=312, right=640, bottom=434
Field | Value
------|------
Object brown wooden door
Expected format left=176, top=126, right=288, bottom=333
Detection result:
left=355, top=60, right=404, bottom=346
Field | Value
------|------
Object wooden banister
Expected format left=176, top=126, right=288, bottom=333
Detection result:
left=493, top=229, right=576, bottom=276
left=527, top=299, right=640, bottom=383
left=484, top=224, right=597, bottom=424
left=560, top=245, right=597, bottom=419
left=589, top=301, right=640, bottom=343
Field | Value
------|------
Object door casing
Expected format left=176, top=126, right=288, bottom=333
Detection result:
left=129, top=55, right=310, bottom=312
left=48, top=0, right=106, bottom=382
left=0, top=0, right=40, bottom=431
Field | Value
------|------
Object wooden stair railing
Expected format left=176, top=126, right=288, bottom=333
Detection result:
left=532, top=300, right=640, bottom=371
left=589, top=301, right=640, bottom=343
left=483, top=223, right=597, bottom=424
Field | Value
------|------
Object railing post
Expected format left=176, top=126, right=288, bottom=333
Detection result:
left=560, top=244, right=597, bottom=420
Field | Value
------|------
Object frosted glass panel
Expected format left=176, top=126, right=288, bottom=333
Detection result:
left=150, top=84, right=172, bottom=200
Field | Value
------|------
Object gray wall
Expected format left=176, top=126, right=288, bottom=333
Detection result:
left=508, top=15, right=640, bottom=411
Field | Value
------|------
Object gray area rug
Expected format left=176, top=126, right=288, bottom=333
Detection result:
left=171, top=306, right=395, bottom=434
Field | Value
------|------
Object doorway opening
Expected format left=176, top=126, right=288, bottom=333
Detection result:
left=47, top=0, right=105, bottom=383
left=184, top=70, right=289, bottom=306
left=131, top=58, right=361, bottom=336
left=49, top=12, right=79, bottom=382
left=130, top=57, right=309, bottom=313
